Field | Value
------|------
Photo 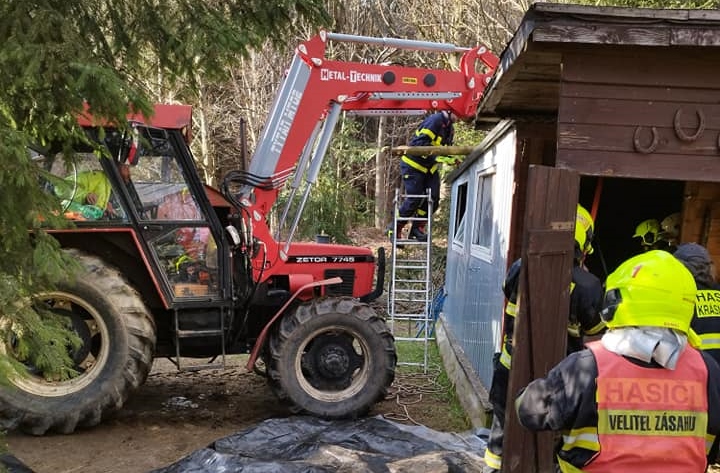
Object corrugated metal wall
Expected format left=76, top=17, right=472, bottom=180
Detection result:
left=443, top=125, right=517, bottom=387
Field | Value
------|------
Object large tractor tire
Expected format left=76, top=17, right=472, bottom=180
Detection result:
left=0, top=249, right=156, bottom=435
left=267, top=297, right=396, bottom=419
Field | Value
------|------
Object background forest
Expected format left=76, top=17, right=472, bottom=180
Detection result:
left=177, top=0, right=719, bottom=241
left=0, top=0, right=716, bottom=376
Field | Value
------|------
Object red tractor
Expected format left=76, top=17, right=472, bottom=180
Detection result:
left=2, top=31, right=497, bottom=434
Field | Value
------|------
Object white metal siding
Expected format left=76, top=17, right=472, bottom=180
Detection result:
left=443, top=124, right=517, bottom=387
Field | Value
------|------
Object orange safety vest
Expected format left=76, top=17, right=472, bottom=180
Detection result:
left=582, top=341, right=708, bottom=473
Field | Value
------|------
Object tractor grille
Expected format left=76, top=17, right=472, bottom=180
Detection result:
left=324, top=269, right=355, bottom=296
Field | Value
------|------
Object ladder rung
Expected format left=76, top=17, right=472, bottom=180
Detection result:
left=177, top=329, right=224, bottom=338
left=394, top=278, right=429, bottom=283
left=391, top=314, right=429, bottom=319
left=394, top=288, right=429, bottom=293
left=394, top=205, right=429, bottom=210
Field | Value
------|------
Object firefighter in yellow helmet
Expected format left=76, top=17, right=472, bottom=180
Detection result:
left=660, top=212, right=681, bottom=252
left=516, top=250, right=720, bottom=472
left=633, top=218, right=662, bottom=251
left=483, top=204, right=605, bottom=473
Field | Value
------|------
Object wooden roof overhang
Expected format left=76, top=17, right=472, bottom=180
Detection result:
left=476, top=3, right=720, bottom=125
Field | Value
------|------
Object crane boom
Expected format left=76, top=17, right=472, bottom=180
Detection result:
left=224, top=30, right=498, bottom=279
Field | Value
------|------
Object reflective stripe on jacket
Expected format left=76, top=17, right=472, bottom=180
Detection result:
left=568, top=342, right=709, bottom=473
left=692, top=289, right=720, bottom=367
left=401, top=154, right=439, bottom=174
left=402, top=112, right=454, bottom=174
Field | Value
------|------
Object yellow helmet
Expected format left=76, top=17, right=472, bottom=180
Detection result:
left=632, top=219, right=661, bottom=247
left=575, top=204, right=594, bottom=256
left=601, top=250, right=697, bottom=332
left=660, top=212, right=681, bottom=243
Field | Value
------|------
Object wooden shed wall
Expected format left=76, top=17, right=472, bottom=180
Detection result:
left=683, top=181, right=720, bottom=265
left=556, top=46, right=720, bottom=182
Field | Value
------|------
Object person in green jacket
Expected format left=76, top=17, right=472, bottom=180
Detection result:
left=56, top=161, right=131, bottom=218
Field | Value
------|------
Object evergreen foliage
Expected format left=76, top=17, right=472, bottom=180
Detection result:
left=0, top=0, right=717, bottom=385
left=0, top=0, right=328, bottom=380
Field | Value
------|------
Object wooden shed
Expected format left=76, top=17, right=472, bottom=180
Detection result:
left=438, top=3, right=720, bottom=472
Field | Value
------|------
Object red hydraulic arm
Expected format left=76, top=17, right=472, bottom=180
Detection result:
left=225, top=31, right=498, bottom=281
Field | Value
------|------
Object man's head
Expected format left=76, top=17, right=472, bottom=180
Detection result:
left=601, top=250, right=697, bottom=333
left=441, top=110, right=457, bottom=123
left=117, top=162, right=131, bottom=182
left=660, top=212, right=681, bottom=246
left=674, top=242, right=716, bottom=288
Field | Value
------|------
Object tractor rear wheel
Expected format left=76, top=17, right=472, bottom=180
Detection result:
left=0, top=249, right=156, bottom=435
left=268, top=297, right=396, bottom=419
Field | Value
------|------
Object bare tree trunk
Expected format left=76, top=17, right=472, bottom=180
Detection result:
left=374, top=116, right=387, bottom=229
left=196, top=84, right=213, bottom=186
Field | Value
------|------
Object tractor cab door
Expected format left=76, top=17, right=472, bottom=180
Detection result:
left=122, top=126, right=223, bottom=302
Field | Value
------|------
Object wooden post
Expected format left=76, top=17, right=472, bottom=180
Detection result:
left=374, top=116, right=387, bottom=229
left=503, top=165, right=579, bottom=473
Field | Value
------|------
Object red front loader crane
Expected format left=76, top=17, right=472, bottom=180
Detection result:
left=5, top=31, right=497, bottom=435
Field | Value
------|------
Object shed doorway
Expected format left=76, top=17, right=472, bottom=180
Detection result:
left=579, top=176, right=684, bottom=278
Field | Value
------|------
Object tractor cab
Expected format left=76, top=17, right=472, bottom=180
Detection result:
left=36, top=117, right=227, bottom=307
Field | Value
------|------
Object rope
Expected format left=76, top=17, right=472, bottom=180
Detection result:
left=382, top=365, right=445, bottom=426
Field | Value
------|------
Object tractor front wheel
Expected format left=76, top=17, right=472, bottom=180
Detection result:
left=268, top=297, right=396, bottom=419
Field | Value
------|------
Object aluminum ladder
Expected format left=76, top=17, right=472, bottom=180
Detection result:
left=387, top=187, right=435, bottom=373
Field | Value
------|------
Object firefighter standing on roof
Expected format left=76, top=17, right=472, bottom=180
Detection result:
left=388, top=111, right=458, bottom=242
left=515, top=250, right=720, bottom=472
left=483, top=204, right=606, bottom=473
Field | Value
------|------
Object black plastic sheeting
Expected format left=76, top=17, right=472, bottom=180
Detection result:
left=151, top=415, right=490, bottom=473
left=1, top=453, right=36, bottom=473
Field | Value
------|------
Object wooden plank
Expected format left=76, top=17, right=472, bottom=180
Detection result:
left=533, top=24, right=671, bottom=46
left=688, top=10, right=720, bottom=21
left=561, top=82, right=720, bottom=106
left=705, top=202, right=720, bottom=262
left=504, top=165, right=578, bottom=473
left=535, top=24, right=720, bottom=47
left=556, top=149, right=720, bottom=182
left=671, top=28, right=720, bottom=46
left=561, top=50, right=720, bottom=88
left=681, top=182, right=720, bottom=249
left=558, top=97, right=720, bottom=129
left=557, top=123, right=720, bottom=156
left=533, top=3, right=691, bottom=21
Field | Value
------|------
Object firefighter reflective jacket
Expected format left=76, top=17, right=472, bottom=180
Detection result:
left=581, top=341, right=708, bottom=472
left=691, top=285, right=720, bottom=367
left=401, top=111, right=454, bottom=174
left=498, top=260, right=604, bottom=369
left=516, top=341, right=720, bottom=473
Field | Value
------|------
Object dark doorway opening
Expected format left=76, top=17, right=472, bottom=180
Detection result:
left=579, top=176, right=684, bottom=280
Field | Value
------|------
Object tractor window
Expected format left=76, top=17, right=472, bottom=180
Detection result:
left=36, top=151, right=128, bottom=222
left=152, top=227, right=219, bottom=298
left=131, top=154, right=203, bottom=222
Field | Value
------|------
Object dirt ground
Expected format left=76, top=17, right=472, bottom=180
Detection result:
left=5, top=228, right=466, bottom=473
left=5, top=228, right=720, bottom=472
left=4, top=352, right=468, bottom=473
